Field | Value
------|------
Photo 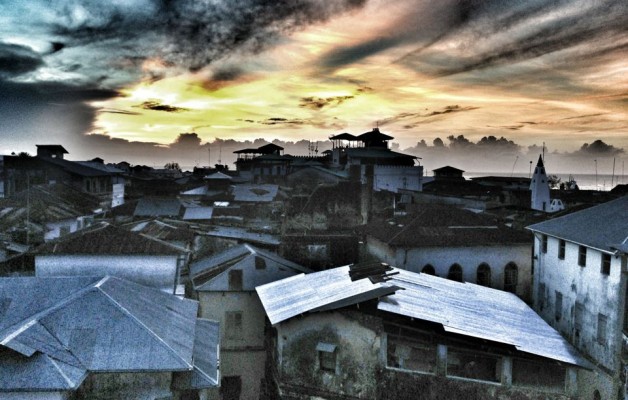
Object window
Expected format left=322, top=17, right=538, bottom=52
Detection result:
left=447, top=264, right=463, bottom=282
left=597, top=314, right=607, bottom=345
left=601, top=253, right=611, bottom=275
left=558, top=239, right=565, bottom=260
left=476, top=263, right=491, bottom=287
left=255, top=256, right=266, bottom=270
left=574, top=302, right=584, bottom=337
left=221, top=376, right=242, bottom=400
left=504, top=263, right=518, bottom=293
left=578, top=245, right=587, bottom=267
left=538, top=283, right=546, bottom=310
left=446, top=348, right=500, bottom=382
left=512, top=358, right=566, bottom=390
left=317, top=342, right=337, bottom=373
left=555, top=292, right=563, bottom=321
left=386, top=326, right=436, bottom=373
left=541, top=235, right=548, bottom=253
left=421, top=264, right=436, bottom=275
left=225, top=311, right=243, bottom=340
left=228, top=269, right=243, bottom=290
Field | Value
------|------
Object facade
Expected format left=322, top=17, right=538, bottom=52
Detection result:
left=257, top=264, right=591, bottom=400
left=527, top=196, right=628, bottom=400
left=34, top=223, right=187, bottom=293
left=365, top=204, right=533, bottom=300
left=0, top=276, right=219, bottom=399
left=189, top=244, right=311, bottom=400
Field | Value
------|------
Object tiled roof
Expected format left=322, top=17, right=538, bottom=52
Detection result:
left=527, top=195, right=628, bottom=253
left=0, top=276, right=218, bottom=391
left=256, top=266, right=592, bottom=369
left=365, top=205, right=531, bottom=247
left=35, top=223, right=182, bottom=255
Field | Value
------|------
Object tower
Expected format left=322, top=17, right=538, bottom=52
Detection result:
left=530, top=155, right=550, bottom=211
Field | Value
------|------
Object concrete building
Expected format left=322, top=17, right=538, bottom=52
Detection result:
left=527, top=196, right=628, bottom=400
left=189, top=244, right=311, bottom=400
left=0, top=276, right=219, bottom=399
left=34, top=223, right=187, bottom=293
left=256, top=263, right=591, bottom=400
left=364, top=204, right=533, bottom=301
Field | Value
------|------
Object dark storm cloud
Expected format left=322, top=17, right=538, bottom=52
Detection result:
left=136, top=100, right=189, bottom=113
left=49, top=0, right=367, bottom=73
left=0, top=42, right=44, bottom=77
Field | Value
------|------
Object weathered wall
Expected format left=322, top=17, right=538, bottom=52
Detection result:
left=366, top=239, right=532, bottom=301
left=276, top=311, right=383, bottom=399
left=74, top=372, right=173, bottom=400
left=35, top=254, right=178, bottom=292
left=533, top=234, right=627, bottom=399
left=199, top=292, right=266, bottom=400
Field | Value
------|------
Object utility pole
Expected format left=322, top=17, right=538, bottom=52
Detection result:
left=594, top=159, right=598, bottom=190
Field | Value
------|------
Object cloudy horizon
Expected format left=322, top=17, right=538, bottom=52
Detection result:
left=1, top=0, right=626, bottom=172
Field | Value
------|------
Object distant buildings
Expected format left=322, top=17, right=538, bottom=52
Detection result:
left=527, top=196, right=628, bottom=399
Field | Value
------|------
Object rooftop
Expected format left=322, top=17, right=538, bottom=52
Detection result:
left=36, top=223, right=183, bottom=255
left=256, top=265, right=592, bottom=369
left=365, top=204, right=530, bottom=247
left=0, top=276, right=219, bottom=391
left=527, top=195, right=628, bottom=253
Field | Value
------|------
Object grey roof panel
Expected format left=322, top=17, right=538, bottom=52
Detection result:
left=183, top=206, right=214, bottom=220
left=256, top=266, right=592, bottom=369
left=232, top=184, right=279, bottom=202
left=172, top=318, right=220, bottom=389
left=527, top=196, right=628, bottom=252
left=134, top=197, right=183, bottom=217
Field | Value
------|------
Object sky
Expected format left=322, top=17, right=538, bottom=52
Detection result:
left=0, top=0, right=626, bottom=173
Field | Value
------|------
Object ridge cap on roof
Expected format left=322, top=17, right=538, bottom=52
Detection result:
left=96, top=277, right=194, bottom=371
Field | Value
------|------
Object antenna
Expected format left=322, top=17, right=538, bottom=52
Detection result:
left=208, top=146, right=211, bottom=167
left=510, top=156, right=518, bottom=177
left=612, top=157, right=616, bottom=187
left=218, top=144, right=222, bottom=165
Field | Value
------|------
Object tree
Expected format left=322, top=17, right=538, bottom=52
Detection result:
left=433, top=137, right=444, bottom=147
left=164, top=162, right=181, bottom=171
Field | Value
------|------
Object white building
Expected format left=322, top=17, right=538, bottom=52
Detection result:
left=527, top=196, right=628, bottom=399
left=189, top=244, right=311, bottom=400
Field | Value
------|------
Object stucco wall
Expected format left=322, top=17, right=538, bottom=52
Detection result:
left=199, top=292, right=266, bottom=400
left=367, top=238, right=532, bottom=301
left=35, top=254, right=178, bottom=292
left=533, top=234, right=627, bottom=399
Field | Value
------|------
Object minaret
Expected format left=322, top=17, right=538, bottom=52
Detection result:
left=530, top=155, right=550, bottom=211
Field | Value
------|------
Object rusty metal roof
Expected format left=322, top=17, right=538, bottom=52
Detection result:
left=256, top=266, right=592, bottom=369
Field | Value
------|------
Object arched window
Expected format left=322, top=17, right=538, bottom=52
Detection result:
left=447, top=264, right=463, bottom=282
left=504, top=262, right=518, bottom=293
left=422, top=264, right=436, bottom=275
left=593, top=390, right=601, bottom=400
left=476, top=263, right=491, bottom=287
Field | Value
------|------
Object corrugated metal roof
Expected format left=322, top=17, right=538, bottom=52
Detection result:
left=527, top=196, right=628, bottom=253
left=204, top=226, right=280, bottom=246
left=256, top=266, right=592, bottom=369
left=0, top=276, right=218, bottom=391
left=134, top=197, right=183, bottom=217
left=232, top=184, right=279, bottom=202
left=183, top=206, right=214, bottom=220
left=172, top=318, right=220, bottom=389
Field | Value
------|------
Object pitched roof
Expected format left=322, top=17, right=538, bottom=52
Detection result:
left=40, top=157, right=112, bottom=177
left=256, top=266, right=592, bottom=369
left=204, top=171, right=232, bottom=180
left=36, top=145, right=68, bottom=153
left=35, top=223, right=182, bottom=255
left=527, top=195, right=628, bottom=253
left=232, top=184, right=279, bottom=202
left=330, top=132, right=357, bottom=141
left=203, top=226, right=280, bottom=246
left=183, top=206, right=214, bottom=220
left=365, top=205, right=531, bottom=247
left=433, top=165, right=465, bottom=174
left=0, top=276, right=218, bottom=391
left=190, top=244, right=309, bottom=291
left=134, top=197, right=182, bottom=217
left=356, top=128, right=394, bottom=141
